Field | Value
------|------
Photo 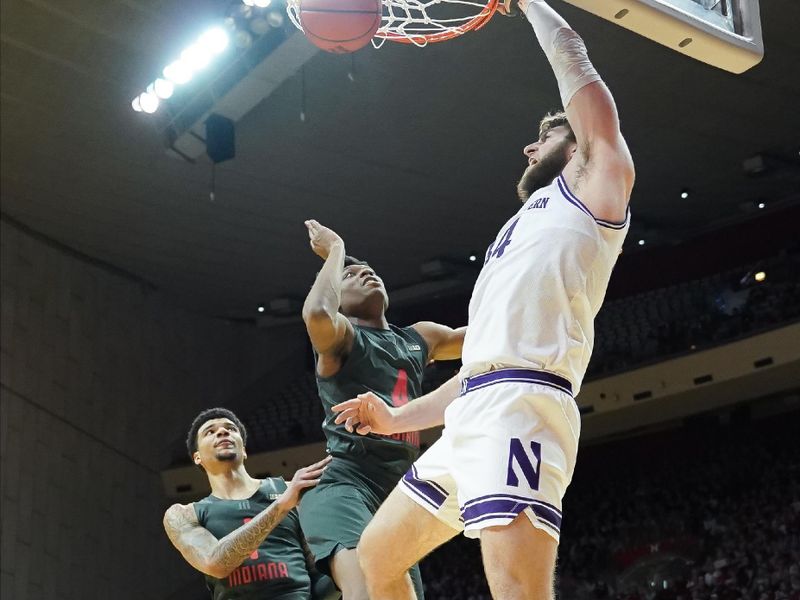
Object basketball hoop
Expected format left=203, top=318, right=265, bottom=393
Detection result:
left=287, top=0, right=501, bottom=48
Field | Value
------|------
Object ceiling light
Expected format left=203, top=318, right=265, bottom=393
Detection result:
left=754, top=271, right=766, bottom=283
left=199, top=27, right=230, bottom=55
left=254, top=0, right=272, bottom=7
left=257, top=305, right=265, bottom=313
left=131, top=96, right=142, bottom=112
left=680, top=189, right=689, bottom=199
left=233, top=30, right=254, bottom=49
left=153, top=78, right=174, bottom=99
left=163, top=60, right=193, bottom=84
left=638, top=239, right=645, bottom=246
left=267, top=10, right=284, bottom=27
left=138, top=92, right=159, bottom=114
left=242, top=0, right=257, bottom=6
left=469, top=255, right=477, bottom=262
left=757, top=202, right=765, bottom=209
left=181, top=43, right=212, bottom=71
left=250, top=17, right=271, bottom=35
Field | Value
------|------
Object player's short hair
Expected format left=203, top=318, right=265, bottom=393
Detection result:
left=313, top=255, right=370, bottom=284
left=539, top=111, right=576, bottom=142
left=344, top=255, right=369, bottom=269
left=186, top=407, right=248, bottom=459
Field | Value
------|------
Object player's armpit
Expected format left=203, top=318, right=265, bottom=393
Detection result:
left=412, top=322, right=467, bottom=361
left=164, top=503, right=229, bottom=579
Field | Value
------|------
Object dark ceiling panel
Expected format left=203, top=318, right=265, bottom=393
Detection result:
left=2, top=0, right=798, bottom=317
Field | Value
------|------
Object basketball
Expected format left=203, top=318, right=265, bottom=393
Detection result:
left=299, top=0, right=382, bottom=54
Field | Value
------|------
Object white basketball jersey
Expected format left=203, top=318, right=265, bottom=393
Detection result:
left=461, top=174, right=630, bottom=395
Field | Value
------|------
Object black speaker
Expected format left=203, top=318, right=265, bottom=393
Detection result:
left=205, top=114, right=235, bottom=163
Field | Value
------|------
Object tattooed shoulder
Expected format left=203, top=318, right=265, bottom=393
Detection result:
left=164, top=503, right=198, bottom=536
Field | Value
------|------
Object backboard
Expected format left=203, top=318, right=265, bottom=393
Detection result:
left=563, top=0, right=763, bottom=73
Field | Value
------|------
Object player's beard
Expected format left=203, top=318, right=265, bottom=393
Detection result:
left=517, top=141, right=571, bottom=201
left=215, top=449, right=238, bottom=463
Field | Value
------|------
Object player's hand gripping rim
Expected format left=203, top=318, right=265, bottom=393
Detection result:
left=331, top=392, right=398, bottom=436
left=280, top=455, right=332, bottom=509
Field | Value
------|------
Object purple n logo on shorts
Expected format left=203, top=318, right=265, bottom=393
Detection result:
left=506, top=438, right=541, bottom=490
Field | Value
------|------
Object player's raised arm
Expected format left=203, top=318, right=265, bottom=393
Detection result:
left=412, top=321, right=468, bottom=361
left=163, top=457, right=329, bottom=579
left=520, top=0, right=634, bottom=203
left=302, top=220, right=354, bottom=355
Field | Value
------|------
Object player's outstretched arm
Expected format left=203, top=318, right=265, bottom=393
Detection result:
left=302, top=220, right=354, bottom=355
left=332, top=375, right=461, bottom=434
left=520, top=0, right=634, bottom=205
left=412, top=322, right=468, bottom=361
left=163, top=457, right=330, bottom=579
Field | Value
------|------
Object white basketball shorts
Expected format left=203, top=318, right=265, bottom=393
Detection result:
left=400, top=368, right=580, bottom=542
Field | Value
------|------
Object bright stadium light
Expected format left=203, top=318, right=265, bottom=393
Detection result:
left=131, top=96, right=143, bottom=112
left=242, top=0, right=257, bottom=5
left=199, top=27, right=230, bottom=55
left=163, top=60, right=193, bottom=84
left=250, top=16, right=271, bottom=35
left=233, top=29, right=254, bottom=49
left=153, top=78, right=174, bottom=99
left=139, top=92, right=160, bottom=114
left=267, top=10, right=284, bottom=27
left=181, top=43, right=212, bottom=71
left=254, top=0, right=272, bottom=7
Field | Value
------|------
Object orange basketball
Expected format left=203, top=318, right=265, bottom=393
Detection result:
left=299, top=0, right=382, bottom=54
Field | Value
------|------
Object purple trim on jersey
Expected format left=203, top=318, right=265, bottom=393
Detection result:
left=461, top=496, right=562, bottom=532
left=462, top=492, right=562, bottom=516
left=401, top=466, right=447, bottom=510
left=557, top=175, right=629, bottom=230
left=595, top=207, right=630, bottom=229
left=461, top=368, right=573, bottom=397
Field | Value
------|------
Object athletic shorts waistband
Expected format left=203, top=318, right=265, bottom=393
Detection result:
left=460, top=368, right=573, bottom=397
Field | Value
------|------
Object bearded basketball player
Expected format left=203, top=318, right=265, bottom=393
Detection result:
left=331, top=0, right=635, bottom=597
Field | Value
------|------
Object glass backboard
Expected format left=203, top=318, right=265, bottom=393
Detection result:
left=563, top=0, right=763, bottom=73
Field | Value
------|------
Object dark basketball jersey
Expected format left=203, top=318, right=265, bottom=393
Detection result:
left=316, top=324, right=428, bottom=491
left=194, top=478, right=311, bottom=600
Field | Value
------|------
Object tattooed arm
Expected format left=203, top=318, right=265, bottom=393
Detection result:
left=163, top=456, right=331, bottom=579
left=164, top=499, right=290, bottom=579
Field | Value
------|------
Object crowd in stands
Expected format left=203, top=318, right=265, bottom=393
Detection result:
left=420, top=409, right=800, bottom=599
left=587, top=247, right=800, bottom=378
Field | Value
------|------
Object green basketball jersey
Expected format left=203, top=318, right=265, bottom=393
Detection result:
left=194, top=478, right=311, bottom=600
left=316, top=324, right=428, bottom=489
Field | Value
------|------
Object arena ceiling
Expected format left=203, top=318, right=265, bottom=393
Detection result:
left=2, top=0, right=799, bottom=317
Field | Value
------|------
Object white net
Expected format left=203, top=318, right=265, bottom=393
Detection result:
left=287, top=0, right=498, bottom=47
